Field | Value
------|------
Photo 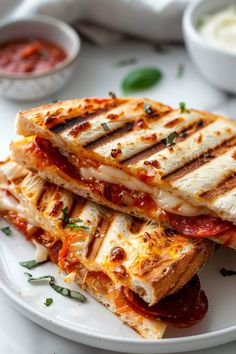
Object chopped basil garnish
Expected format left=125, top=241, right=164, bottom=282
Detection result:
left=220, top=268, right=236, bottom=276
left=108, top=91, right=117, bottom=99
left=51, top=97, right=59, bottom=103
left=44, top=298, right=53, bottom=306
left=60, top=207, right=88, bottom=230
left=122, top=67, right=163, bottom=93
left=179, top=102, right=190, bottom=114
left=66, top=222, right=88, bottom=230
left=176, top=64, right=185, bottom=78
left=144, top=103, right=153, bottom=115
left=163, top=131, right=178, bottom=147
left=25, top=273, right=87, bottom=302
left=115, top=57, right=137, bottom=67
left=20, top=259, right=49, bottom=270
left=61, top=207, right=70, bottom=224
left=1, top=226, right=12, bottom=236
left=101, top=122, right=110, bottom=131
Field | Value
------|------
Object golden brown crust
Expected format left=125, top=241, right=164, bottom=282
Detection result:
left=15, top=98, right=236, bottom=225
left=0, top=160, right=214, bottom=306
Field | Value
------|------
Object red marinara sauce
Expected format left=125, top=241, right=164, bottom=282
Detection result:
left=0, top=38, right=67, bottom=74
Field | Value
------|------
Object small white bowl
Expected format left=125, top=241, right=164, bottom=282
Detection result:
left=0, top=15, right=80, bottom=101
left=183, top=0, right=236, bottom=94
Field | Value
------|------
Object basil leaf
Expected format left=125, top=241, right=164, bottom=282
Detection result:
left=144, top=103, right=153, bottom=115
left=176, top=64, right=185, bottom=78
left=1, top=226, right=12, bottom=236
left=115, top=58, right=137, bottom=67
left=51, top=97, right=59, bottom=103
left=60, top=207, right=70, bottom=224
left=20, top=259, right=49, bottom=270
left=25, top=273, right=55, bottom=283
left=25, top=273, right=87, bottom=302
left=163, top=131, right=178, bottom=147
left=65, top=224, right=89, bottom=230
left=101, top=122, right=110, bottom=131
left=179, top=102, right=190, bottom=114
left=122, top=67, right=163, bottom=93
left=60, top=207, right=88, bottom=230
left=44, top=298, right=53, bottom=306
left=220, top=268, right=236, bottom=276
left=50, top=283, right=86, bottom=302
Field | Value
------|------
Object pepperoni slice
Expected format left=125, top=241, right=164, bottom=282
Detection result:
left=165, top=290, right=208, bottom=328
left=164, top=212, right=235, bottom=237
left=121, top=275, right=208, bottom=327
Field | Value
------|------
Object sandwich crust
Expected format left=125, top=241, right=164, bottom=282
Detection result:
left=15, top=98, right=236, bottom=225
left=0, top=160, right=215, bottom=306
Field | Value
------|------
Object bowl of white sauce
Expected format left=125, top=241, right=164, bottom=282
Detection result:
left=183, top=0, right=236, bottom=93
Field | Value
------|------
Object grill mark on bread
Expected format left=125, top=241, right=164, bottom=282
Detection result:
left=122, top=118, right=211, bottom=165
left=49, top=200, right=64, bottom=217
left=164, top=137, right=236, bottom=183
left=87, top=215, right=113, bottom=260
left=10, top=176, right=25, bottom=186
left=49, top=101, right=126, bottom=133
left=36, top=182, right=53, bottom=210
left=200, top=172, right=236, bottom=200
left=69, top=197, right=87, bottom=218
left=86, top=121, right=135, bottom=149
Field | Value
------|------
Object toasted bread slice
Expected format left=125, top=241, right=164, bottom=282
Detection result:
left=0, top=160, right=215, bottom=306
left=15, top=98, right=236, bottom=226
left=1, top=202, right=166, bottom=339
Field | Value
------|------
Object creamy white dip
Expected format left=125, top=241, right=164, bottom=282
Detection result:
left=199, top=6, right=236, bottom=54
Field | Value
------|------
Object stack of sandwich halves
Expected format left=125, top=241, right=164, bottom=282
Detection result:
left=1, top=97, right=236, bottom=339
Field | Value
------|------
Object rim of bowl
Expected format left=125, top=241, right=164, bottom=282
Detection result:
left=183, top=0, right=236, bottom=59
left=0, top=14, right=80, bottom=80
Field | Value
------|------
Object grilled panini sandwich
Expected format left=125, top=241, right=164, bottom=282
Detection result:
left=12, top=97, right=236, bottom=247
left=0, top=160, right=214, bottom=338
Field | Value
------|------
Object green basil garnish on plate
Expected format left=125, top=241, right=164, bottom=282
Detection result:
left=20, top=259, right=49, bottom=270
left=220, top=268, right=236, bottom=276
left=44, top=298, right=53, bottom=306
left=25, top=273, right=87, bottom=302
left=1, top=226, right=12, bottom=236
left=122, top=67, right=163, bottom=93
left=115, top=57, right=137, bottom=67
left=176, top=64, right=185, bottom=78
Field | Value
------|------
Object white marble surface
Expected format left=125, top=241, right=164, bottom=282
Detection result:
left=0, top=39, right=236, bottom=354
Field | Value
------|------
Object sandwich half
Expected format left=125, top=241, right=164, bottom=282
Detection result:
left=0, top=160, right=215, bottom=338
left=12, top=97, right=236, bottom=247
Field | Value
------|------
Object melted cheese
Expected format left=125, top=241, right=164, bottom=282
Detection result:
left=80, top=166, right=203, bottom=216
left=0, top=189, right=49, bottom=262
left=154, top=190, right=204, bottom=216
left=32, top=239, right=49, bottom=263
left=0, top=189, right=39, bottom=226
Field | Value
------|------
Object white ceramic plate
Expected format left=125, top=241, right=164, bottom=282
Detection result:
left=0, top=219, right=236, bottom=354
